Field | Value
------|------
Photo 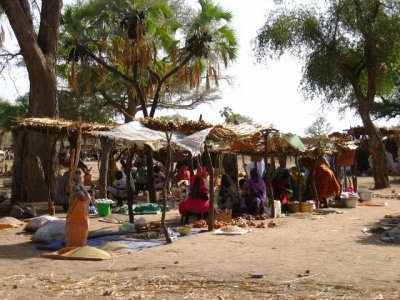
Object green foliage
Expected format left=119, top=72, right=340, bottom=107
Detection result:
left=59, top=0, right=238, bottom=120
left=219, top=106, right=253, bottom=124
left=253, top=0, right=400, bottom=106
left=0, top=96, right=28, bottom=131
left=159, top=113, right=188, bottom=121
left=58, top=90, right=118, bottom=123
left=304, top=115, right=332, bottom=138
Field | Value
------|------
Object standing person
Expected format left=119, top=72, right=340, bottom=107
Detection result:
left=65, top=169, right=91, bottom=247
left=241, top=168, right=266, bottom=215
left=300, top=157, right=341, bottom=208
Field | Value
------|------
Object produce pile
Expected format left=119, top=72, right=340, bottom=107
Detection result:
left=129, top=231, right=163, bottom=240
left=193, top=214, right=277, bottom=229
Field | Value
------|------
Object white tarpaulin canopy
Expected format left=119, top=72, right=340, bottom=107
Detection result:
left=171, top=128, right=213, bottom=156
left=94, top=121, right=212, bottom=155
left=94, top=120, right=166, bottom=150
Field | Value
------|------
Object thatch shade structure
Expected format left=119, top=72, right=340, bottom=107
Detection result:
left=13, top=117, right=114, bottom=136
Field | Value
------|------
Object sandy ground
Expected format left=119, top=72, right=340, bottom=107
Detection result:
left=0, top=162, right=399, bottom=299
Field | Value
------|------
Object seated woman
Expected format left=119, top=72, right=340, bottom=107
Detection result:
left=241, top=168, right=266, bottom=215
left=107, top=170, right=135, bottom=207
left=153, top=165, right=166, bottom=191
left=300, top=157, right=341, bottom=208
left=179, top=174, right=210, bottom=223
left=272, top=168, right=299, bottom=213
left=176, top=164, right=190, bottom=183
left=218, top=174, right=240, bottom=212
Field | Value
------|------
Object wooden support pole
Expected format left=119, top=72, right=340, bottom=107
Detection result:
left=126, top=146, right=136, bottom=224
left=67, top=120, right=82, bottom=215
left=204, top=144, right=215, bottom=231
left=161, top=131, right=173, bottom=243
left=311, top=152, right=319, bottom=209
left=353, top=153, right=358, bottom=193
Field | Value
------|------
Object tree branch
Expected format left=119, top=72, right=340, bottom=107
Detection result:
left=99, top=90, right=132, bottom=119
left=149, top=53, right=193, bottom=117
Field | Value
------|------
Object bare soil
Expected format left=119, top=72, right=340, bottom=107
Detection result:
left=0, top=162, right=399, bottom=299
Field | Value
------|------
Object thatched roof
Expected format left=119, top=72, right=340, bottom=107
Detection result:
left=13, top=118, right=114, bottom=136
left=12, top=117, right=302, bottom=156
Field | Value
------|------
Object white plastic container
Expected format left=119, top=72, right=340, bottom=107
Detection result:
left=358, top=191, right=372, bottom=201
left=274, top=200, right=282, bottom=218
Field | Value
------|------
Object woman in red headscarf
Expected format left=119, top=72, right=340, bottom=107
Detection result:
left=176, top=164, right=191, bottom=182
left=179, top=173, right=210, bottom=222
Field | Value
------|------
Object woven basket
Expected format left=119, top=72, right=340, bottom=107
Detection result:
left=214, top=209, right=232, bottom=222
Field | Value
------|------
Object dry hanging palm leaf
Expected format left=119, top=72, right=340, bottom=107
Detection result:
left=83, top=71, right=92, bottom=95
left=178, top=66, right=185, bottom=82
left=68, top=61, right=79, bottom=94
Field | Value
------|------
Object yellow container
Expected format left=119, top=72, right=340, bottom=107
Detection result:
left=300, top=202, right=313, bottom=213
left=178, top=226, right=192, bottom=236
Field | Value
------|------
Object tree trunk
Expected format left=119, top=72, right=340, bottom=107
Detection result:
left=1, top=0, right=62, bottom=203
left=98, top=137, right=114, bottom=198
left=359, top=109, right=389, bottom=188
left=11, top=129, right=25, bottom=205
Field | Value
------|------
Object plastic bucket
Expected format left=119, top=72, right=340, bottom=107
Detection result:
left=98, top=203, right=111, bottom=217
left=288, top=202, right=300, bottom=213
left=300, top=202, right=313, bottom=213
left=359, top=191, right=372, bottom=201
left=344, top=198, right=357, bottom=208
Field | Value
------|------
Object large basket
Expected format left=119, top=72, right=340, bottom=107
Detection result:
left=214, top=209, right=232, bottom=222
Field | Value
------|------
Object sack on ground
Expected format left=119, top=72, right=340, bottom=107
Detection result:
left=10, top=203, right=37, bottom=219
left=32, top=219, right=65, bottom=243
left=25, top=215, right=59, bottom=233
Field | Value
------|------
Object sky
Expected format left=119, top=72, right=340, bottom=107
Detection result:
left=0, top=0, right=398, bottom=135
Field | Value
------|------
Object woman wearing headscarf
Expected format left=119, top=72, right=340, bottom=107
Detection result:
left=65, top=169, right=91, bottom=247
left=176, top=164, right=191, bottom=182
left=179, top=173, right=210, bottom=222
left=272, top=167, right=299, bottom=213
left=218, top=174, right=240, bottom=211
left=241, top=168, right=266, bottom=215
left=300, top=157, right=341, bottom=207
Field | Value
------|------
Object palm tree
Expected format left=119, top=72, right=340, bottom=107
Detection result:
left=60, top=0, right=238, bottom=120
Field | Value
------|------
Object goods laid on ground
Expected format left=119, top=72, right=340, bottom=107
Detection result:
left=193, top=215, right=275, bottom=230
left=130, top=231, right=164, bottom=240
left=41, top=246, right=113, bottom=260
left=24, top=215, right=59, bottom=232
left=0, top=216, right=24, bottom=229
